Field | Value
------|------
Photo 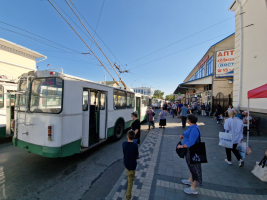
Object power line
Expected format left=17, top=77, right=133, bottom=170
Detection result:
left=90, top=0, right=105, bottom=47
left=0, top=21, right=81, bottom=53
left=126, top=16, right=234, bottom=65
left=51, top=0, right=98, bottom=46
left=65, top=0, right=127, bottom=89
left=128, top=32, right=234, bottom=70
left=47, top=0, right=121, bottom=88
left=69, top=1, right=124, bottom=67
left=0, top=26, right=101, bottom=64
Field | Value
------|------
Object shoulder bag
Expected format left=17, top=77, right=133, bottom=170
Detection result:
left=251, top=156, right=267, bottom=182
left=189, top=128, right=208, bottom=164
left=176, top=141, right=187, bottom=158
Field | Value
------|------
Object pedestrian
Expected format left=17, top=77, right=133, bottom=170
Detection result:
left=147, top=107, right=155, bottom=130
left=172, top=103, right=177, bottom=118
left=205, top=103, right=211, bottom=116
left=159, top=107, right=167, bottom=128
left=214, top=104, right=222, bottom=120
left=177, top=114, right=202, bottom=195
left=178, top=101, right=183, bottom=118
left=131, top=111, right=141, bottom=144
left=122, top=130, right=139, bottom=200
left=180, top=104, right=189, bottom=128
left=224, top=109, right=245, bottom=167
left=201, top=103, right=206, bottom=116
left=164, top=102, right=168, bottom=111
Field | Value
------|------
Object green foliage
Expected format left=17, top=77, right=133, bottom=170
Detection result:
left=153, top=90, right=164, bottom=99
left=165, top=94, right=175, bottom=101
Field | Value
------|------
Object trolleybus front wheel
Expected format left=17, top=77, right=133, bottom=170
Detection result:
left=114, top=120, right=124, bottom=141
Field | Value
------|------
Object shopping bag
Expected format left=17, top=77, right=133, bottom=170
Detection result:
left=189, top=129, right=208, bottom=164
left=176, top=141, right=187, bottom=158
left=251, top=156, right=267, bottom=182
left=170, top=111, right=172, bottom=115
left=219, top=132, right=233, bottom=148
left=246, top=146, right=252, bottom=155
left=236, top=142, right=246, bottom=159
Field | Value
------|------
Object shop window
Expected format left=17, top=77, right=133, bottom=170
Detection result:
left=189, top=75, right=194, bottom=81
left=206, top=57, right=214, bottom=76
left=196, top=66, right=205, bottom=79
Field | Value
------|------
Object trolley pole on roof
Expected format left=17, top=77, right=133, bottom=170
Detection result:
left=65, top=0, right=127, bottom=90
left=48, top=0, right=120, bottom=87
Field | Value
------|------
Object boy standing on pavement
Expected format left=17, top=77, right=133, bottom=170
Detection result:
left=122, top=130, right=139, bottom=200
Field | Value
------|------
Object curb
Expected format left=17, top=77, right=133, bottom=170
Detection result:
left=105, top=128, right=156, bottom=200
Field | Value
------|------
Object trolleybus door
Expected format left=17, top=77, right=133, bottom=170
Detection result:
left=136, top=97, right=141, bottom=120
left=82, top=89, right=89, bottom=147
left=89, top=90, right=100, bottom=146
left=99, top=92, right=107, bottom=140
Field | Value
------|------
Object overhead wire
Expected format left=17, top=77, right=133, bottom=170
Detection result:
left=69, top=0, right=124, bottom=67
left=47, top=0, right=120, bottom=87
left=65, top=0, right=127, bottom=89
left=126, top=16, right=235, bottom=65
left=0, top=26, right=100, bottom=64
left=90, top=0, right=106, bottom=47
left=128, top=31, right=234, bottom=70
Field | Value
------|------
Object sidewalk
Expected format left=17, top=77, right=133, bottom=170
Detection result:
left=106, top=113, right=267, bottom=200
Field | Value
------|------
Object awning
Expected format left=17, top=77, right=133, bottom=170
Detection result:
left=247, top=84, right=267, bottom=99
left=173, top=76, right=212, bottom=94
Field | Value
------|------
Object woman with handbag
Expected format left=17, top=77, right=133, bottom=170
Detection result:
left=177, top=114, right=202, bottom=195
left=224, top=109, right=245, bottom=167
left=146, top=107, right=155, bottom=130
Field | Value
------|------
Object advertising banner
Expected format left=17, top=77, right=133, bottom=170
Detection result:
left=216, top=49, right=235, bottom=78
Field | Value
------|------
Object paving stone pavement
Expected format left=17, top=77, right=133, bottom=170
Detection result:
left=106, top=113, right=267, bottom=200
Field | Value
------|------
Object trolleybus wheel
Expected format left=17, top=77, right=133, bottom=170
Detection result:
left=114, top=120, right=124, bottom=140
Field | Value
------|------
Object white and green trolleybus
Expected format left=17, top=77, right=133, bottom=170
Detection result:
left=13, top=69, right=150, bottom=158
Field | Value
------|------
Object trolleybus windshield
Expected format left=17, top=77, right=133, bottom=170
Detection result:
left=30, top=78, right=63, bottom=113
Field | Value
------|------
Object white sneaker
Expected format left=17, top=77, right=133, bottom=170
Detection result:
left=184, top=187, right=198, bottom=195
left=239, top=159, right=245, bottom=167
left=182, top=180, right=192, bottom=186
left=225, top=159, right=232, bottom=165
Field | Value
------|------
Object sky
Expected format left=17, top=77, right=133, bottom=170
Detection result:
left=0, top=0, right=235, bottom=96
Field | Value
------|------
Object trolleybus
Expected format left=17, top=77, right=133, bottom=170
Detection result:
left=13, top=69, right=150, bottom=158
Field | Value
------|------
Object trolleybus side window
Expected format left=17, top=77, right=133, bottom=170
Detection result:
left=0, top=85, right=3, bottom=108
left=141, top=96, right=147, bottom=107
left=83, top=90, right=89, bottom=111
left=113, top=89, right=126, bottom=109
left=30, top=78, right=63, bottom=113
left=127, top=93, right=135, bottom=108
left=17, top=79, right=29, bottom=111
left=100, top=92, right=105, bottom=110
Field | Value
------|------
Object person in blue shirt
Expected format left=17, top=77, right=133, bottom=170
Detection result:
left=177, top=114, right=202, bottom=195
left=122, top=130, right=139, bottom=200
left=180, top=104, right=189, bottom=128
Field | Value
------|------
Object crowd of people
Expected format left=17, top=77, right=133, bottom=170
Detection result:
left=122, top=101, right=253, bottom=199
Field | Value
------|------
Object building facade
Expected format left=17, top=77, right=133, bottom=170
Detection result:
left=174, top=33, right=235, bottom=113
left=0, top=38, right=45, bottom=138
left=229, top=0, right=267, bottom=133
left=133, top=87, right=154, bottom=97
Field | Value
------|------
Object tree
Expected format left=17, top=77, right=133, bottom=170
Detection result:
left=165, top=94, right=175, bottom=101
left=153, top=90, right=164, bottom=99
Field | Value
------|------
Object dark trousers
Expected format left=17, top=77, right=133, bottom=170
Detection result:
left=149, top=121, right=155, bottom=129
left=181, top=116, right=187, bottom=128
left=225, top=143, right=241, bottom=161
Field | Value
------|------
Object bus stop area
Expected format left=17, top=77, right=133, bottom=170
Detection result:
left=107, top=114, right=267, bottom=200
